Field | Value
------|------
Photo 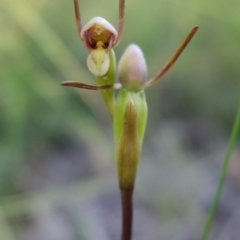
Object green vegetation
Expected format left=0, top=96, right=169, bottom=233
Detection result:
left=0, top=0, right=239, bottom=239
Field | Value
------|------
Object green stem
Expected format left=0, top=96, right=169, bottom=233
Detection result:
left=200, top=103, right=240, bottom=240
left=96, top=49, right=116, bottom=119
left=121, top=189, right=133, bottom=240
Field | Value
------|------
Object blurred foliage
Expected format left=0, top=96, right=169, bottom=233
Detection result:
left=0, top=0, right=240, bottom=239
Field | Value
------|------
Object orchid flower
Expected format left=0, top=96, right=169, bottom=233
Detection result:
left=61, top=1, right=199, bottom=240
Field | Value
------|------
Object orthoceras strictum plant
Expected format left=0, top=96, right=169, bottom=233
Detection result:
left=61, top=0, right=199, bottom=240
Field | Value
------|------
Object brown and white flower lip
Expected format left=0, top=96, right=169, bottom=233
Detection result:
left=72, top=0, right=125, bottom=76
left=80, top=17, right=118, bottom=51
left=77, top=17, right=118, bottom=76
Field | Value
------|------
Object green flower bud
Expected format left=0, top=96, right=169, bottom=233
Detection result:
left=114, top=89, right=147, bottom=190
left=118, top=44, right=147, bottom=91
left=80, top=17, right=118, bottom=76
left=114, top=44, right=148, bottom=190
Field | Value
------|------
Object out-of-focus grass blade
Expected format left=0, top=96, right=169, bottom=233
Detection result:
left=1, top=0, right=104, bottom=116
left=0, top=207, right=15, bottom=240
left=200, top=103, right=240, bottom=240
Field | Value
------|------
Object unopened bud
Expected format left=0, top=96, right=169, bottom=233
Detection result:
left=118, top=44, right=147, bottom=91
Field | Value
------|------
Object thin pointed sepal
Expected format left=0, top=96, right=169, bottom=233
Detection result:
left=61, top=81, right=122, bottom=90
left=145, top=26, right=199, bottom=88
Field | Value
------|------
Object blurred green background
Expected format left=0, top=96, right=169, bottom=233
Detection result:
left=0, top=0, right=240, bottom=239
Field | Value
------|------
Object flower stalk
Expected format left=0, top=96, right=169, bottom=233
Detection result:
left=121, top=190, right=133, bottom=240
